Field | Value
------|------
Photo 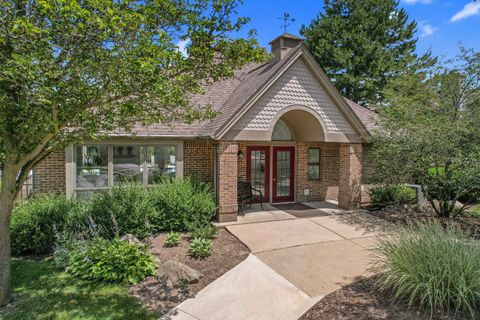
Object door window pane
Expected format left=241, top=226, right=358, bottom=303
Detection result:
left=76, top=146, right=108, bottom=188
left=276, top=150, right=291, bottom=197
left=147, top=146, right=176, bottom=183
left=250, top=150, right=266, bottom=196
left=113, top=145, right=144, bottom=184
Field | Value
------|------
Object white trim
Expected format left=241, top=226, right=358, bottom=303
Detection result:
left=215, top=48, right=304, bottom=139
left=65, top=146, right=75, bottom=198
left=68, top=140, right=184, bottom=197
left=215, top=46, right=370, bottom=141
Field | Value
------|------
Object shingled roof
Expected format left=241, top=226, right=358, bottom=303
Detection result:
left=125, top=40, right=377, bottom=139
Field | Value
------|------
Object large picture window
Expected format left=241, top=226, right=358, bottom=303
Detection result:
left=74, top=143, right=179, bottom=197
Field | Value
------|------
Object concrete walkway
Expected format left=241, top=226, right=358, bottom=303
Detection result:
left=163, top=202, right=391, bottom=320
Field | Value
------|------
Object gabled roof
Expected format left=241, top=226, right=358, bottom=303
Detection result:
left=126, top=42, right=378, bottom=139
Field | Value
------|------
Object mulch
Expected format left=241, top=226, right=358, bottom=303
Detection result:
left=368, top=205, right=480, bottom=240
left=129, top=228, right=250, bottom=316
left=300, top=276, right=470, bottom=320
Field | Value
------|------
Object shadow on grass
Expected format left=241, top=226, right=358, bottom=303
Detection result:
left=0, top=259, right=157, bottom=320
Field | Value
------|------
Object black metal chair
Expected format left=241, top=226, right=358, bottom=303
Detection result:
left=237, top=181, right=263, bottom=215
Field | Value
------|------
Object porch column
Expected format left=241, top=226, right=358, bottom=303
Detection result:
left=216, top=141, right=238, bottom=222
left=338, top=143, right=363, bottom=210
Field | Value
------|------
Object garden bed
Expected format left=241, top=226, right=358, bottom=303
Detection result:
left=368, top=205, right=480, bottom=240
left=300, top=276, right=469, bottom=320
left=130, top=228, right=250, bottom=315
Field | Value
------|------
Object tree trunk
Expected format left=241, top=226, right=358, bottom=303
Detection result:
left=0, top=164, right=18, bottom=307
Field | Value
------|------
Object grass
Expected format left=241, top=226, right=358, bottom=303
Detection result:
left=0, top=259, right=157, bottom=320
left=469, top=204, right=480, bottom=217
left=372, top=221, right=480, bottom=318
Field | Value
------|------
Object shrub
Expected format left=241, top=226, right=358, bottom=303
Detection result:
left=372, top=221, right=480, bottom=317
left=148, top=178, right=216, bottom=231
left=164, top=232, right=181, bottom=247
left=10, top=194, right=84, bottom=255
left=62, top=237, right=157, bottom=284
left=369, top=185, right=416, bottom=208
left=86, top=183, right=157, bottom=239
left=189, top=238, right=212, bottom=259
left=190, top=224, right=217, bottom=240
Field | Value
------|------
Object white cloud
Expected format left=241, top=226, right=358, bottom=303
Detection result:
left=403, top=0, right=433, bottom=4
left=176, top=38, right=190, bottom=57
left=419, top=23, right=437, bottom=37
left=450, top=2, right=480, bottom=22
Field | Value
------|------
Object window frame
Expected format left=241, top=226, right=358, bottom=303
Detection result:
left=71, top=142, right=182, bottom=197
left=307, top=148, right=320, bottom=181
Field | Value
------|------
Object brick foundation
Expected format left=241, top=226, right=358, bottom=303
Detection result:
left=33, top=151, right=66, bottom=194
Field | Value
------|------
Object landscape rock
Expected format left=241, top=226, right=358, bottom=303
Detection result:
left=157, top=260, right=203, bottom=286
left=120, top=234, right=141, bottom=246
left=422, top=200, right=464, bottom=214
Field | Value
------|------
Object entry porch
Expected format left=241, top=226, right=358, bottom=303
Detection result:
left=215, top=140, right=364, bottom=222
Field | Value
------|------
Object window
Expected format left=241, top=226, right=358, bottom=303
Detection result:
left=308, top=148, right=320, bottom=180
left=146, top=146, right=176, bottom=183
left=76, top=146, right=109, bottom=189
left=74, top=144, right=179, bottom=196
left=272, top=119, right=293, bottom=141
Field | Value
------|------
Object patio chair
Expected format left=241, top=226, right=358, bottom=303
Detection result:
left=237, top=181, right=263, bottom=215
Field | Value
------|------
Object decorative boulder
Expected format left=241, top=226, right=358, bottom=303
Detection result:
left=157, top=260, right=203, bottom=286
left=120, top=234, right=141, bottom=246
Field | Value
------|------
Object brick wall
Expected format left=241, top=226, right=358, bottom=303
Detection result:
left=296, top=143, right=340, bottom=202
left=237, top=143, right=247, bottom=182
left=338, top=143, right=362, bottom=209
left=361, top=144, right=374, bottom=204
left=216, top=141, right=238, bottom=222
left=184, top=140, right=214, bottom=183
left=33, top=151, right=66, bottom=194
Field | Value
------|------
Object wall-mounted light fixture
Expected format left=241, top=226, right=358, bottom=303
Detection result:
left=237, top=150, right=244, bottom=159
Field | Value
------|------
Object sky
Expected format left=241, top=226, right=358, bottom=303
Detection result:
left=233, top=0, right=480, bottom=60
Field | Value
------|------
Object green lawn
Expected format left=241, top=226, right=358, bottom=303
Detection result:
left=0, top=259, right=157, bottom=320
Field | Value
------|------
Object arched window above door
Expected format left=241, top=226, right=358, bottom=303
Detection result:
left=272, top=119, right=293, bottom=141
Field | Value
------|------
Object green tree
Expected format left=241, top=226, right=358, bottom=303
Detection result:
left=371, top=47, right=480, bottom=218
left=0, top=0, right=266, bottom=305
left=300, top=0, right=433, bottom=106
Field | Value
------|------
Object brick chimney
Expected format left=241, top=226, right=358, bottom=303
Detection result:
left=269, top=33, right=303, bottom=61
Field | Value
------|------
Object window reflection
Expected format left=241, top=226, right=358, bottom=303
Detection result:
left=75, top=144, right=177, bottom=193
left=147, top=146, right=176, bottom=183
left=113, top=145, right=144, bottom=184
left=76, top=146, right=108, bottom=188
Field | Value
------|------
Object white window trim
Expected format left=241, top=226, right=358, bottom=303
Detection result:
left=66, top=141, right=184, bottom=198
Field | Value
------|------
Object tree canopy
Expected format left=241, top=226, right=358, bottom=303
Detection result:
left=0, top=0, right=266, bottom=306
left=370, top=47, right=480, bottom=217
left=300, top=0, right=434, bottom=106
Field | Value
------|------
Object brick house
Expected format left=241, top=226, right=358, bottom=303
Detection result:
left=33, top=33, right=377, bottom=222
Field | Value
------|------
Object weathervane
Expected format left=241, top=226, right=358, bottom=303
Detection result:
left=278, top=12, right=295, bottom=33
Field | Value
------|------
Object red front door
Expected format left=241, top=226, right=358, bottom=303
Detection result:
left=246, top=146, right=270, bottom=202
left=272, top=147, right=295, bottom=203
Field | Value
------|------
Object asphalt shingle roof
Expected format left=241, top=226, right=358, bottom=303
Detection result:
left=126, top=44, right=377, bottom=138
